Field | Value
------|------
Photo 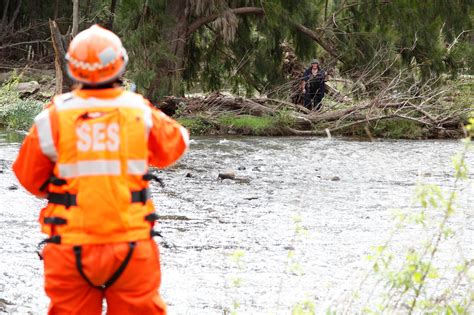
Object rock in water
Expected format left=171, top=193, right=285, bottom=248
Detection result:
left=330, top=176, right=341, bottom=181
left=218, top=171, right=235, bottom=180
left=7, top=184, right=18, bottom=190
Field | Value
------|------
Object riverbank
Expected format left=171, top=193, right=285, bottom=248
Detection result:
left=1, top=71, right=472, bottom=139
left=163, top=76, right=473, bottom=139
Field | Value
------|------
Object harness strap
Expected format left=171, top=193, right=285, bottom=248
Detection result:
left=39, top=235, right=62, bottom=246
left=36, top=235, right=62, bottom=260
left=39, top=176, right=67, bottom=192
left=48, top=189, right=150, bottom=207
left=48, top=192, right=76, bottom=208
left=44, top=216, right=68, bottom=225
left=143, top=173, right=165, bottom=187
left=73, top=241, right=136, bottom=290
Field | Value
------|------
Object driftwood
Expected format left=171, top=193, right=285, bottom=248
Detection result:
left=156, top=76, right=469, bottom=138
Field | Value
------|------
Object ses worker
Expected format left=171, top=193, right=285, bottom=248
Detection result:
left=13, top=25, right=188, bottom=314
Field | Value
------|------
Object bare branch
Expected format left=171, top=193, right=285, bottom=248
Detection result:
left=0, top=40, right=50, bottom=51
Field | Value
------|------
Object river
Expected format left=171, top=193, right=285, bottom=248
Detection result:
left=0, top=129, right=472, bottom=314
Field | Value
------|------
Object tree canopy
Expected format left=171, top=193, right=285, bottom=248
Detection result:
left=1, top=0, right=472, bottom=99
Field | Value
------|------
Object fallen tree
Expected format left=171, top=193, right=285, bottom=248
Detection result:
left=156, top=73, right=472, bottom=139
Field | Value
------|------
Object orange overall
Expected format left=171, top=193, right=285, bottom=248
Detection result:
left=13, top=88, right=188, bottom=314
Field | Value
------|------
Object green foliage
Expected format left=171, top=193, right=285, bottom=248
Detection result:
left=334, top=1, right=473, bottom=79
left=176, top=117, right=214, bottom=135
left=185, top=0, right=322, bottom=96
left=452, top=79, right=474, bottom=110
left=0, top=75, right=42, bottom=131
left=371, top=119, right=425, bottom=139
left=357, top=122, right=474, bottom=313
left=226, top=249, right=247, bottom=315
left=6, top=0, right=473, bottom=99
left=115, top=0, right=169, bottom=95
left=292, top=300, right=316, bottom=315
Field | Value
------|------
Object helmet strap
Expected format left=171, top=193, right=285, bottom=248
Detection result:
left=81, top=79, right=122, bottom=90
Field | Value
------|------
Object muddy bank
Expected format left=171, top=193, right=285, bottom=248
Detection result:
left=0, top=130, right=472, bottom=313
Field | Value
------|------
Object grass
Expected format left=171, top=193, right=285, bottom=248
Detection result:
left=218, top=109, right=296, bottom=136
left=218, top=115, right=275, bottom=135
left=177, top=108, right=297, bottom=136
left=177, top=116, right=215, bottom=135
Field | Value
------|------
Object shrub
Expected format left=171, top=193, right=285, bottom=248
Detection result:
left=0, top=76, right=42, bottom=131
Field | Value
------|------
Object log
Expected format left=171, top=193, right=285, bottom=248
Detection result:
left=264, top=98, right=311, bottom=114
left=209, top=96, right=275, bottom=116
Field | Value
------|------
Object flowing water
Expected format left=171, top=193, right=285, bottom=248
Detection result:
left=0, top=129, right=472, bottom=314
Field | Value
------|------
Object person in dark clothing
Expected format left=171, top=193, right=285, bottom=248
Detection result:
left=301, top=59, right=326, bottom=111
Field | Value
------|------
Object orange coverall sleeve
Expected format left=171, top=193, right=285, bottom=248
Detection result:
left=148, top=108, right=189, bottom=168
left=13, top=125, right=54, bottom=198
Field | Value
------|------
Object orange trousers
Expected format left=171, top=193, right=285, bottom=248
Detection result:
left=42, top=239, right=167, bottom=315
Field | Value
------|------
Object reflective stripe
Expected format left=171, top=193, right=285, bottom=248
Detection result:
left=127, top=159, right=147, bottom=175
left=58, top=160, right=121, bottom=178
left=180, top=126, right=190, bottom=147
left=58, top=163, right=77, bottom=178
left=58, top=160, right=147, bottom=177
left=55, top=92, right=149, bottom=112
left=34, top=110, right=58, bottom=162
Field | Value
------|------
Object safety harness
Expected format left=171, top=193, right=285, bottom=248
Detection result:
left=37, top=173, right=164, bottom=289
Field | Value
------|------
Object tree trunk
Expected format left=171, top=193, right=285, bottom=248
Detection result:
left=85, top=0, right=92, bottom=17
left=107, top=0, right=118, bottom=30
left=0, top=0, right=10, bottom=30
left=49, top=20, right=73, bottom=94
left=54, top=0, right=60, bottom=19
left=147, top=0, right=188, bottom=100
left=72, top=0, right=79, bottom=37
